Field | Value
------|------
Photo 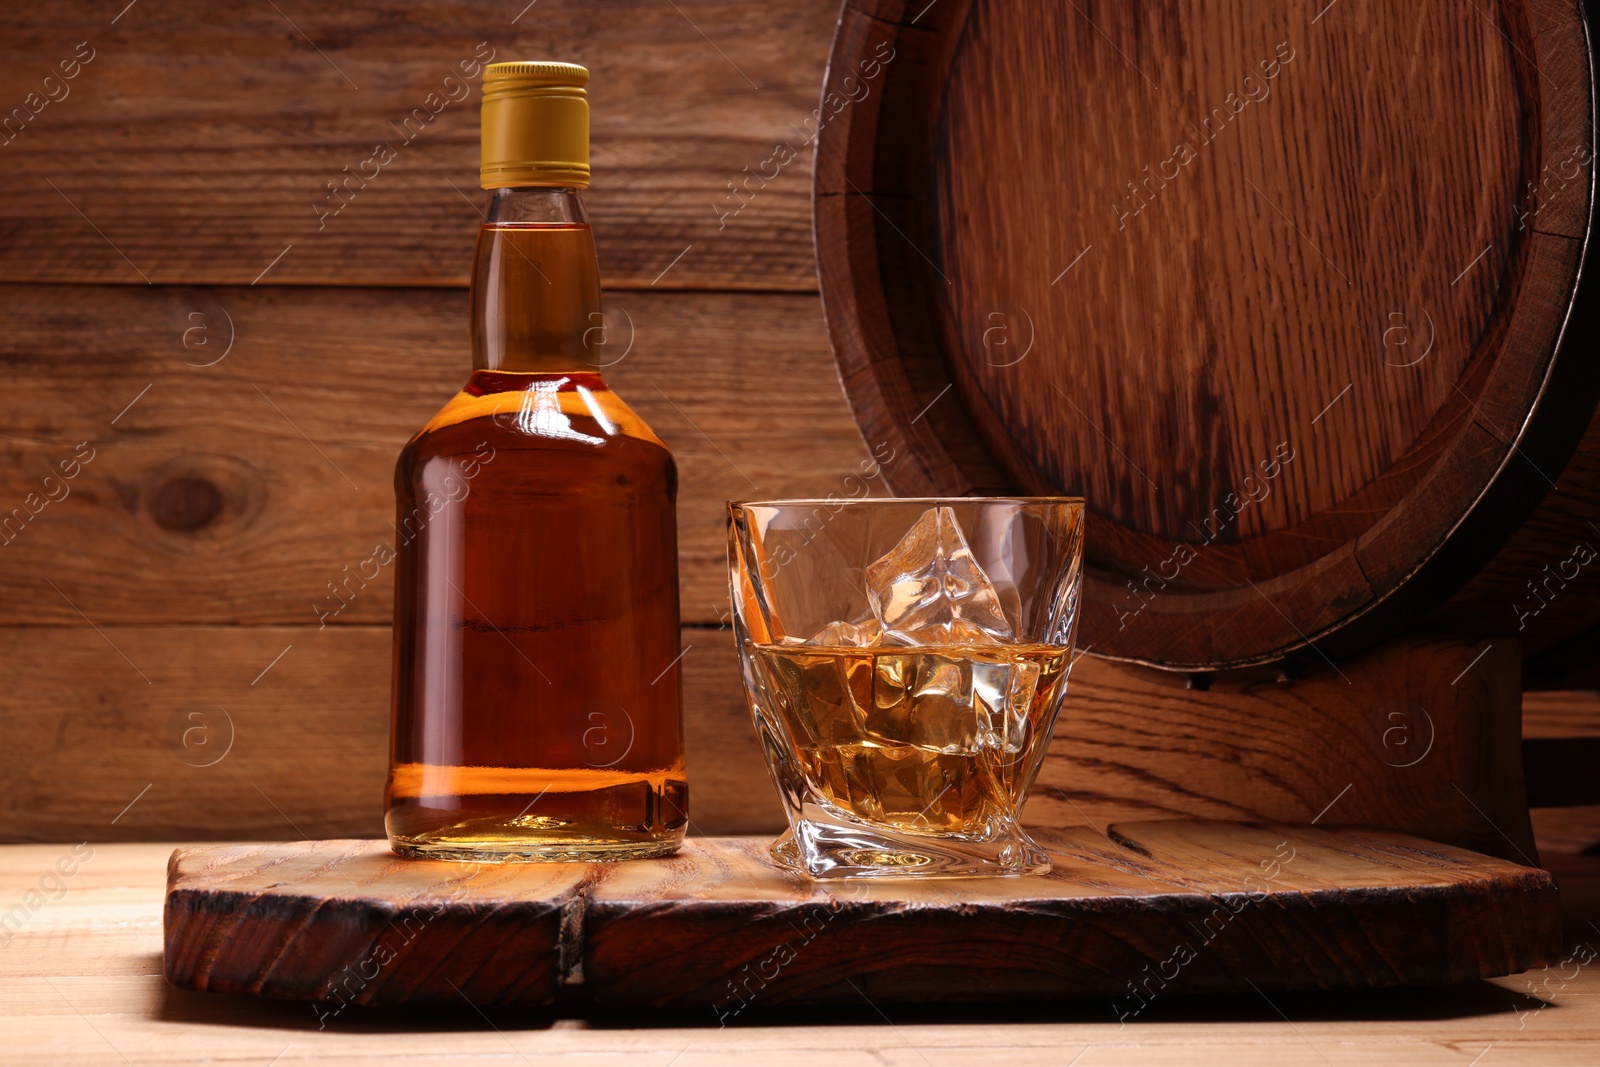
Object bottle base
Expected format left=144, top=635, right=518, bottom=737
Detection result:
left=390, top=836, right=683, bottom=864
left=385, top=770, right=689, bottom=864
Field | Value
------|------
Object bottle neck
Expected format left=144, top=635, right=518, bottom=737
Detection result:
left=470, top=186, right=602, bottom=374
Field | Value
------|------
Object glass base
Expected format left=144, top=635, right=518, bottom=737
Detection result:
left=770, top=813, right=1051, bottom=879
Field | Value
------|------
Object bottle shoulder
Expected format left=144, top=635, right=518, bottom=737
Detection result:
left=398, top=374, right=676, bottom=493
left=408, top=374, right=667, bottom=450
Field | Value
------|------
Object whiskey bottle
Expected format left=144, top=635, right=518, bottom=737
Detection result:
left=385, top=62, right=687, bottom=861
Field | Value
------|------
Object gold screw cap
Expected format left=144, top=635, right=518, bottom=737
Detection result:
left=480, top=61, right=590, bottom=189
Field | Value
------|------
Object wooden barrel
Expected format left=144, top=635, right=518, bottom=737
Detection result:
left=814, top=0, right=1599, bottom=674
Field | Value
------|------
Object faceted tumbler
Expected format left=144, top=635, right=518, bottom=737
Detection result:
left=727, top=498, right=1084, bottom=879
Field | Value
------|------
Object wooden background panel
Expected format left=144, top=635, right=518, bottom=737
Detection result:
left=0, top=624, right=783, bottom=843
left=1524, top=690, right=1600, bottom=738
left=8, top=617, right=1593, bottom=854
left=0, top=0, right=877, bottom=845
left=2, top=0, right=1594, bottom=852
left=1532, top=807, right=1600, bottom=853
left=0, top=285, right=874, bottom=626
left=0, top=0, right=835, bottom=289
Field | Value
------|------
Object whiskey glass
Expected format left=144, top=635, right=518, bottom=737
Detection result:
left=728, top=498, right=1084, bottom=879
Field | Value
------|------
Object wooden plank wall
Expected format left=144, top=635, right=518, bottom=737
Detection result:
left=1, top=0, right=1596, bottom=854
left=0, top=0, right=861, bottom=840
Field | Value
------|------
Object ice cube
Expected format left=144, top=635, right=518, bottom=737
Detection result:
left=857, top=651, right=1037, bottom=755
left=864, top=506, right=1013, bottom=645
left=904, top=656, right=978, bottom=751
left=971, top=659, right=1040, bottom=753
left=804, top=617, right=884, bottom=647
left=753, top=647, right=863, bottom=747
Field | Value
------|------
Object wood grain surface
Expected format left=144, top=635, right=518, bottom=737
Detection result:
left=815, top=0, right=1600, bottom=670
left=0, top=0, right=835, bottom=289
left=161, top=822, right=1562, bottom=1011
left=6, top=841, right=1599, bottom=1064
left=1532, top=805, right=1600, bottom=853
left=9, top=844, right=1600, bottom=1062
left=0, top=0, right=869, bottom=845
left=0, top=285, right=874, bottom=627
left=6, top=622, right=1564, bottom=862
left=1524, top=689, right=1600, bottom=738
left=2, top=0, right=1595, bottom=852
left=1523, top=690, right=1600, bottom=815
left=0, top=624, right=777, bottom=843
left=1036, top=634, right=1539, bottom=865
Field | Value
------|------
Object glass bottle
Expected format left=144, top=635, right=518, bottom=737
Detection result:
left=385, top=62, right=686, bottom=861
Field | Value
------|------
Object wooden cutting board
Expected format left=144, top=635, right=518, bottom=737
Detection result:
left=164, top=820, right=1559, bottom=1015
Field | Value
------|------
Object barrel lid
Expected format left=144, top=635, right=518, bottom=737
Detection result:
left=814, top=0, right=1598, bottom=670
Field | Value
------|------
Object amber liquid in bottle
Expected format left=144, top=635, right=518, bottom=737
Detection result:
left=385, top=187, right=686, bottom=861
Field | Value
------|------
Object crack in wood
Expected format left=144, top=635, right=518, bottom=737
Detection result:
left=557, top=891, right=588, bottom=987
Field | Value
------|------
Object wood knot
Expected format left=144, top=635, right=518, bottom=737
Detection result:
left=149, top=476, right=224, bottom=532
left=139, top=455, right=264, bottom=542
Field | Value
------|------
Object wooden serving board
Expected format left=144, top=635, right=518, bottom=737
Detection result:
left=164, top=821, right=1560, bottom=1014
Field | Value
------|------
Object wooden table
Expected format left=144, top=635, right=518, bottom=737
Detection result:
left=6, top=843, right=1600, bottom=1065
